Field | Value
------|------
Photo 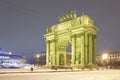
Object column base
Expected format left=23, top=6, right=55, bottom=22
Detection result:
left=72, top=64, right=97, bottom=69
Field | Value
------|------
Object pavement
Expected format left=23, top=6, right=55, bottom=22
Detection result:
left=0, top=69, right=120, bottom=80
left=0, top=68, right=54, bottom=74
left=0, top=68, right=114, bottom=74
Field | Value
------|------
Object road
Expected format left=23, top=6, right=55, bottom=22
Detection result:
left=0, top=70, right=120, bottom=80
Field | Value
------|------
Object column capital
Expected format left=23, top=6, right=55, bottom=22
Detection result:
left=76, top=34, right=81, bottom=37
left=46, top=39, right=56, bottom=43
left=88, top=33, right=93, bottom=36
left=46, top=40, right=50, bottom=43
left=51, top=39, right=56, bottom=42
left=93, top=35, right=97, bottom=38
left=80, top=32, right=85, bottom=36
left=71, top=34, right=76, bottom=38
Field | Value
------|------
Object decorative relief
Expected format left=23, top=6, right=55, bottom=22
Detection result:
left=58, top=10, right=77, bottom=23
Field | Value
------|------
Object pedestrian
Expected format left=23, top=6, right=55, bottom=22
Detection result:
left=31, top=67, right=33, bottom=71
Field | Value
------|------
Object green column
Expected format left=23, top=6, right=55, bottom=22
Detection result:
left=52, top=40, right=56, bottom=65
left=89, top=34, right=93, bottom=64
left=72, top=35, right=75, bottom=65
left=46, top=40, right=50, bottom=66
left=93, top=35, right=96, bottom=64
left=81, top=33, right=85, bottom=64
left=85, top=33, right=88, bottom=64
left=64, top=49, right=67, bottom=65
left=56, top=48, right=59, bottom=65
left=78, top=35, right=81, bottom=64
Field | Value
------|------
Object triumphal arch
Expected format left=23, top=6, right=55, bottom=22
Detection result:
left=44, top=11, right=98, bottom=68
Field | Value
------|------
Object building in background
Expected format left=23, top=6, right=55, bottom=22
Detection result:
left=33, top=51, right=120, bottom=69
left=0, top=49, right=26, bottom=68
left=34, top=52, right=46, bottom=66
left=96, top=51, right=120, bottom=69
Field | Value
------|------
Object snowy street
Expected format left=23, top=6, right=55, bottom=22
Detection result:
left=0, top=70, right=120, bottom=80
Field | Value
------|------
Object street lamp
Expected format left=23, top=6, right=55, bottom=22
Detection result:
left=102, top=53, right=111, bottom=69
left=102, top=53, right=108, bottom=60
left=36, top=54, right=40, bottom=58
left=8, top=52, right=12, bottom=55
left=36, top=54, right=40, bottom=65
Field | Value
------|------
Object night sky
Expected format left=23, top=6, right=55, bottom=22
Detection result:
left=0, top=0, right=120, bottom=58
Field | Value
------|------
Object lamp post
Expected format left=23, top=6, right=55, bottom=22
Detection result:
left=36, top=54, right=40, bottom=65
left=102, top=53, right=109, bottom=69
left=109, top=54, right=111, bottom=69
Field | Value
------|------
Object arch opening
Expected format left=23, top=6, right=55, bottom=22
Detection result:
left=58, top=39, right=71, bottom=66
left=66, top=44, right=72, bottom=65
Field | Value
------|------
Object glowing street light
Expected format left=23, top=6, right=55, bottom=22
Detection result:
left=8, top=52, right=12, bottom=55
left=102, top=53, right=108, bottom=60
left=102, top=53, right=111, bottom=69
left=36, top=54, right=40, bottom=58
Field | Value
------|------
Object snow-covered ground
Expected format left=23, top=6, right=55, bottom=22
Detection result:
left=0, top=69, right=120, bottom=80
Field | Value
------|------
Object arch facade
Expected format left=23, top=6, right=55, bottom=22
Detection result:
left=44, top=11, right=98, bottom=67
